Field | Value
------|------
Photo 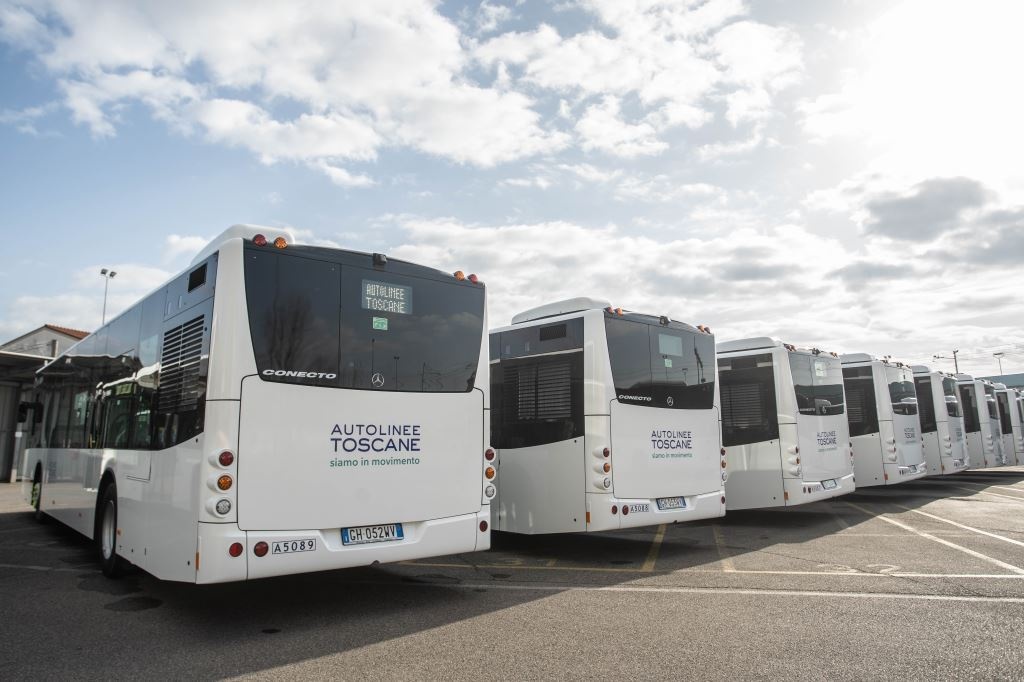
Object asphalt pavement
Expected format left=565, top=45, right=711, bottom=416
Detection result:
left=2, top=469, right=1024, bottom=680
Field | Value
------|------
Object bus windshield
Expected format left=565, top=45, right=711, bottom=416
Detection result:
left=942, top=377, right=962, bottom=418
left=885, top=366, right=918, bottom=416
left=605, top=316, right=715, bottom=410
left=790, top=353, right=845, bottom=416
left=245, top=248, right=484, bottom=392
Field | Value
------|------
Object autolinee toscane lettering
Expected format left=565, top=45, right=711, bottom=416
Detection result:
left=330, top=423, right=421, bottom=453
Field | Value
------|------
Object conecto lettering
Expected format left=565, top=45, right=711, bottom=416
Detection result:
left=263, top=369, right=337, bottom=379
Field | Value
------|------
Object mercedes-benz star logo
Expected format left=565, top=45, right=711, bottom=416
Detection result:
left=371, top=372, right=385, bottom=388
left=666, top=396, right=674, bottom=407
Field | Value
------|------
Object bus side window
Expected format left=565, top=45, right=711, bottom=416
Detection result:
left=719, top=354, right=779, bottom=447
left=842, top=366, right=879, bottom=436
left=915, top=377, right=937, bottom=433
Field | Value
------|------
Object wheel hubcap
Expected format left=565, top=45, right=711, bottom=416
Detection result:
left=101, top=500, right=115, bottom=560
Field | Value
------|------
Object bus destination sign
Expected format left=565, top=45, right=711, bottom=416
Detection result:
left=362, top=280, right=412, bottom=315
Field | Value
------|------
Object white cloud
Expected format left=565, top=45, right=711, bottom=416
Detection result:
left=163, top=235, right=210, bottom=263
left=576, top=96, right=667, bottom=158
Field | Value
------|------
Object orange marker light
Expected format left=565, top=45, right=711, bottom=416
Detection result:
left=217, top=475, right=233, bottom=491
left=485, top=466, right=496, bottom=480
left=453, top=270, right=466, bottom=281
left=273, top=236, right=287, bottom=249
left=603, top=462, right=611, bottom=473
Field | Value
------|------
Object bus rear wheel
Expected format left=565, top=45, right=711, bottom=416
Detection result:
left=98, top=483, right=127, bottom=578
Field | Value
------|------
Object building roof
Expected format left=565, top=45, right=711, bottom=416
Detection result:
left=43, top=324, right=90, bottom=340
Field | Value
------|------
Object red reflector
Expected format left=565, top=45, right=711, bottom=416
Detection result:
left=611, top=505, right=618, bottom=515
left=479, top=520, right=488, bottom=532
left=253, top=234, right=267, bottom=247
left=253, top=541, right=269, bottom=557
left=229, top=542, right=243, bottom=557
left=218, top=450, right=235, bottom=467
left=721, top=496, right=726, bottom=504
left=484, top=448, right=495, bottom=462
left=621, top=505, right=629, bottom=516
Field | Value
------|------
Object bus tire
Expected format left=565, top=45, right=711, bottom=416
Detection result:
left=97, top=483, right=127, bottom=578
left=31, top=467, right=43, bottom=522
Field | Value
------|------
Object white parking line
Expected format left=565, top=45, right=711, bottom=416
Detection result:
left=898, top=506, right=1024, bottom=549
left=946, top=485, right=1024, bottom=503
left=844, top=501, right=1024, bottom=575
left=395, top=580, right=1024, bottom=604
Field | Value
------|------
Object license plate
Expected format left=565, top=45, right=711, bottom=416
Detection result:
left=821, top=479, right=838, bottom=490
left=272, top=539, right=316, bottom=554
left=342, top=523, right=404, bottom=546
left=656, top=496, right=686, bottom=510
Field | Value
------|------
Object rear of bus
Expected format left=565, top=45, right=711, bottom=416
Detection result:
left=589, top=311, right=725, bottom=531
left=958, top=377, right=992, bottom=468
left=913, top=368, right=968, bottom=475
left=982, top=382, right=1006, bottom=466
left=881, top=364, right=927, bottom=482
left=199, top=235, right=491, bottom=582
left=784, top=350, right=855, bottom=500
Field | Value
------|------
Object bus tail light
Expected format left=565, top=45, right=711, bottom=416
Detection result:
left=611, top=505, right=618, bottom=515
left=468, top=273, right=479, bottom=284
left=217, top=475, right=233, bottom=491
left=603, top=447, right=610, bottom=458
left=603, top=462, right=611, bottom=473
left=484, top=484, right=496, bottom=499
left=621, top=504, right=629, bottom=516
left=484, top=448, right=495, bottom=462
left=484, top=466, right=496, bottom=480
left=602, top=477, right=611, bottom=489
left=218, top=450, right=235, bottom=467
left=253, top=234, right=268, bottom=247
left=479, top=520, right=488, bottom=532
left=253, top=541, right=269, bottom=557
left=213, top=498, right=231, bottom=516
left=229, top=542, right=243, bottom=558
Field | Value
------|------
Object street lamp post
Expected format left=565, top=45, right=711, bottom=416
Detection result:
left=933, top=349, right=959, bottom=374
left=994, top=352, right=1005, bottom=375
left=100, top=268, right=117, bottom=325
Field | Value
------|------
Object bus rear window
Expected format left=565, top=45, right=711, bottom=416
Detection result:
left=791, top=354, right=845, bottom=416
left=605, top=317, right=714, bottom=410
left=997, top=393, right=1013, bottom=434
left=886, top=366, right=918, bottom=416
left=245, top=250, right=484, bottom=392
left=942, top=378, right=962, bottom=418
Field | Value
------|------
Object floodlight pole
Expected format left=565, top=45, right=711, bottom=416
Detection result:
left=100, top=268, right=117, bottom=325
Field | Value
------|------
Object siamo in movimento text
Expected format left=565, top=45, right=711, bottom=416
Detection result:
left=329, top=423, right=422, bottom=468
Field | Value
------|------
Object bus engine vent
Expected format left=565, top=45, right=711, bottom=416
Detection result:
left=158, top=314, right=205, bottom=413
left=505, top=360, right=572, bottom=422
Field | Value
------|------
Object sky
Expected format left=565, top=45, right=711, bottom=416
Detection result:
left=1, top=0, right=1022, bottom=376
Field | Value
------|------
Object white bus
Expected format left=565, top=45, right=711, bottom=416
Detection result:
left=24, top=225, right=494, bottom=583
left=841, top=354, right=927, bottom=486
left=716, top=338, right=854, bottom=509
left=955, top=374, right=1000, bottom=469
left=911, top=365, right=969, bottom=476
left=488, top=298, right=725, bottom=534
left=994, top=383, right=1023, bottom=466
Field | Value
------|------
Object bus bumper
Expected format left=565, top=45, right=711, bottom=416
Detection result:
left=883, top=461, right=928, bottom=484
left=783, top=472, right=855, bottom=506
left=586, top=489, right=725, bottom=532
left=196, top=506, right=490, bottom=584
left=939, top=456, right=969, bottom=475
